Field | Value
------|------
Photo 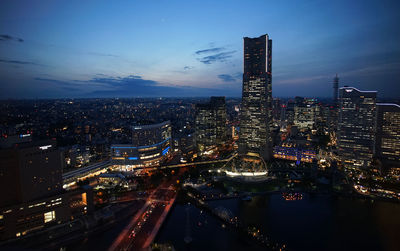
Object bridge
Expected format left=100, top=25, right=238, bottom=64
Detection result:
left=183, top=188, right=286, bottom=250
left=62, top=160, right=111, bottom=188
left=63, top=156, right=235, bottom=188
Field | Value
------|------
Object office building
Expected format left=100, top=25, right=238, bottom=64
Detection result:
left=333, top=74, right=339, bottom=103
left=195, top=97, right=227, bottom=154
left=211, top=97, right=227, bottom=145
left=0, top=140, right=63, bottom=207
left=239, top=34, right=273, bottom=160
left=111, top=121, right=172, bottom=171
left=294, top=104, right=317, bottom=129
left=285, top=100, right=295, bottom=125
left=338, top=87, right=376, bottom=168
left=0, top=138, right=92, bottom=240
left=375, top=103, right=400, bottom=166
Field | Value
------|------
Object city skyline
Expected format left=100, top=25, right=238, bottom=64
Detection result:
left=1, top=1, right=400, bottom=250
left=1, top=0, right=400, bottom=99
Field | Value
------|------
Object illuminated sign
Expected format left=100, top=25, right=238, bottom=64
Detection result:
left=19, top=134, right=31, bottom=138
left=39, top=145, right=52, bottom=150
left=162, top=146, right=170, bottom=156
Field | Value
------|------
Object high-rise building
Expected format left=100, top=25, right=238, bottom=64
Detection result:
left=0, top=138, right=92, bottom=240
left=0, top=139, right=63, bottom=206
left=210, top=97, right=227, bottom=145
left=195, top=97, right=227, bottom=154
left=338, top=87, right=377, bottom=168
left=375, top=103, right=400, bottom=166
left=333, top=74, right=339, bottom=103
left=294, top=99, right=318, bottom=130
left=272, top=98, right=281, bottom=122
left=239, top=34, right=273, bottom=160
left=285, top=100, right=295, bottom=125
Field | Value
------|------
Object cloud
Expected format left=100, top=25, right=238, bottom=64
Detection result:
left=183, top=66, right=194, bottom=70
left=82, top=75, right=240, bottom=97
left=87, top=52, right=119, bottom=57
left=195, top=47, right=224, bottom=55
left=218, top=74, right=236, bottom=82
left=198, top=51, right=236, bottom=64
left=275, top=74, right=330, bottom=85
left=195, top=45, right=237, bottom=65
left=0, top=34, right=24, bottom=42
left=0, top=59, right=42, bottom=66
left=35, top=77, right=75, bottom=85
left=34, top=78, right=88, bottom=90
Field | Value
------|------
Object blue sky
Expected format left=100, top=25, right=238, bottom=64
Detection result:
left=0, top=0, right=399, bottom=98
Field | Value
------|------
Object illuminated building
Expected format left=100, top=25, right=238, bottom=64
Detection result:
left=111, top=121, right=172, bottom=171
left=285, top=100, right=295, bottom=125
left=195, top=97, right=227, bottom=154
left=272, top=98, right=281, bottom=122
left=239, top=34, right=273, bottom=160
left=294, top=104, right=317, bottom=129
left=0, top=139, right=63, bottom=206
left=213, top=97, right=228, bottom=145
left=375, top=103, right=400, bottom=166
left=273, top=145, right=316, bottom=163
left=338, top=87, right=376, bottom=168
left=0, top=139, right=92, bottom=240
left=222, top=154, right=269, bottom=182
left=195, top=102, right=216, bottom=153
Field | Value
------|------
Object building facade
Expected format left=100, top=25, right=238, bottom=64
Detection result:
left=195, top=97, right=227, bottom=154
left=294, top=104, right=317, bottom=129
left=375, top=103, right=400, bottom=166
left=0, top=140, right=63, bottom=207
left=333, top=74, right=339, bottom=104
left=111, top=121, right=172, bottom=170
left=0, top=139, right=92, bottom=240
left=239, top=34, right=273, bottom=160
left=338, top=87, right=377, bottom=168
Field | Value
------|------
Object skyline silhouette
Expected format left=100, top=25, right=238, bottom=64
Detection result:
left=1, top=0, right=400, bottom=98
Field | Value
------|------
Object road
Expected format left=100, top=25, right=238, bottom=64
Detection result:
left=108, top=181, right=177, bottom=251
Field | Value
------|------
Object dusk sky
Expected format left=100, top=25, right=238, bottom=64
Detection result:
left=1, top=0, right=399, bottom=99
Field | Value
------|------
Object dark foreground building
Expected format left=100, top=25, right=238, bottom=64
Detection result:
left=0, top=137, right=93, bottom=240
left=239, top=34, right=273, bottom=160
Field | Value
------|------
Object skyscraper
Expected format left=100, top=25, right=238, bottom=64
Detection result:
left=333, top=74, right=339, bottom=103
left=375, top=103, right=400, bottom=166
left=0, top=138, right=92, bottom=240
left=338, top=87, right=376, bottom=168
left=0, top=139, right=63, bottom=206
left=210, top=96, right=227, bottom=145
left=239, top=34, right=272, bottom=160
left=195, top=97, right=227, bottom=154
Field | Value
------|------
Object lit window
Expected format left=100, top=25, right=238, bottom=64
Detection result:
left=44, top=211, right=56, bottom=223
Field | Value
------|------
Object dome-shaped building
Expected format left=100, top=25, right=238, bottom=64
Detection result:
left=222, top=154, right=268, bottom=181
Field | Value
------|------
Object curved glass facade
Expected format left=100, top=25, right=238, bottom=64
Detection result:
left=111, top=121, right=172, bottom=171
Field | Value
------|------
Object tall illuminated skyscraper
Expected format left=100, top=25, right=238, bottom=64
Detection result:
left=338, top=87, right=376, bottom=168
left=195, top=97, right=227, bottom=154
left=239, top=34, right=272, bottom=160
left=375, top=103, right=400, bottom=166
